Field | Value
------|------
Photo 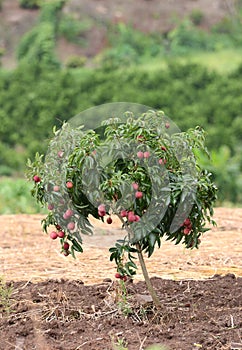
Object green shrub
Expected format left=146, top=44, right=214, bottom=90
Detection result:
left=66, top=55, right=87, bottom=68
left=19, top=0, right=40, bottom=9
left=190, top=9, right=204, bottom=26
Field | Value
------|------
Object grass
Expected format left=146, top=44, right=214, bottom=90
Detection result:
left=0, top=276, right=14, bottom=314
left=139, top=48, right=242, bottom=74
left=0, top=177, right=47, bottom=214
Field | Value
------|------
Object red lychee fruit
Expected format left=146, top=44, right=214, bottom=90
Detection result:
left=50, top=231, right=58, bottom=240
left=161, top=146, right=167, bottom=151
left=115, top=273, right=121, bottom=279
left=66, top=181, right=73, bottom=189
left=106, top=217, right=112, bottom=224
left=53, top=185, right=60, bottom=192
left=128, top=211, right=136, bottom=222
left=183, top=228, right=191, bottom=235
left=63, top=242, right=70, bottom=250
left=143, top=151, right=150, bottom=158
left=48, top=204, right=54, bottom=210
left=65, top=209, right=73, bottom=217
left=137, top=151, right=144, bottom=159
left=132, top=183, right=139, bottom=190
left=33, top=175, right=41, bottom=183
left=135, top=191, right=143, bottom=199
left=165, top=122, right=170, bottom=129
left=67, top=222, right=75, bottom=230
left=120, top=210, right=128, bottom=217
left=57, top=231, right=65, bottom=238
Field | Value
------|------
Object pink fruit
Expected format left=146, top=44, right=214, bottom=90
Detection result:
left=58, top=150, right=64, bottom=158
left=50, top=231, right=58, bottom=240
left=53, top=185, right=60, bottom=192
left=165, top=122, right=170, bottom=129
left=63, top=251, right=69, bottom=256
left=65, top=209, right=73, bottom=217
left=134, top=215, right=140, bottom=222
left=184, top=218, right=191, bottom=226
left=107, top=217, right=112, bottom=224
left=66, top=181, right=73, bottom=189
left=115, top=273, right=121, bottom=279
left=128, top=211, right=136, bottom=222
left=183, top=228, right=191, bottom=235
left=137, top=151, right=144, bottom=159
left=135, top=191, right=143, bottom=199
left=132, top=183, right=139, bottom=190
left=63, top=242, right=70, bottom=250
left=63, top=213, right=69, bottom=220
left=48, top=204, right=54, bottom=210
left=120, top=210, right=128, bottom=217
left=57, top=231, right=65, bottom=238
left=67, top=222, right=75, bottom=230
left=137, top=135, right=143, bottom=141
left=143, top=151, right=150, bottom=158
left=98, top=210, right=106, bottom=217
left=159, top=158, right=167, bottom=165
left=33, top=175, right=41, bottom=183
left=121, top=275, right=127, bottom=282
left=161, top=146, right=167, bottom=151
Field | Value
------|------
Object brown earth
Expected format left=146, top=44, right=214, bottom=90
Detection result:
left=0, top=0, right=237, bottom=68
left=0, top=207, right=241, bottom=349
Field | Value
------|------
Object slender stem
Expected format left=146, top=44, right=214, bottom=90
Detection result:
left=115, top=211, right=161, bottom=308
left=135, top=243, right=161, bottom=308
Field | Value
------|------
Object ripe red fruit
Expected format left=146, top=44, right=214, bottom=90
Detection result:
left=128, top=211, right=136, bottom=222
left=115, top=272, right=121, bottom=279
left=98, top=210, right=106, bottom=217
left=134, top=215, right=140, bottom=222
left=161, top=146, right=167, bottom=151
left=33, top=175, right=41, bottom=183
left=57, top=231, right=65, bottom=238
left=165, top=122, right=170, bottom=129
left=63, top=213, right=69, bottom=220
left=63, top=250, right=69, bottom=256
left=121, top=275, right=127, bottom=282
left=143, top=151, right=150, bottom=158
left=184, top=218, right=191, bottom=226
left=65, top=209, right=73, bottom=217
left=58, top=150, right=64, bottom=158
left=132, top=183, right=139, bottom=190
left=120, top=209, right=128, bottom=217
left=63, top=242, right=70, bottom=250
left=48, top=203, right=54, bottom=210
left=67, top=222, right=75, bottom=230
left=56, top=224, right=62, bottom=230
left=66, top=181, right=73, bottom=189
left=53, top=185, right=60, bottom=192
left=50, top=231, right=58, bottom=240
left=137, top=151, right=144, bottom=159
left=135, top=191, right=143, bottom=199
left=106, top=217, right=112, bottom=224
left=183, top=228, right=191, bottom=235
left=159, top=158, right=167, bottom=165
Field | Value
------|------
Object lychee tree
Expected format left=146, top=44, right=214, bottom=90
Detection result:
left=26, top=110, right=217, bottom=307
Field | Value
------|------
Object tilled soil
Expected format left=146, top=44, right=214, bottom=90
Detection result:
left=0, top=274, right=241, bottom=350
left=0, top=207, right=241, bottom=349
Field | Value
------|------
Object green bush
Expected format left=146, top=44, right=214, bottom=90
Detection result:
left=190, top=9, right=204, bottom=26
left=66, top=55, right=87, bottom=68
left=19, top=0, right=40, bottom=9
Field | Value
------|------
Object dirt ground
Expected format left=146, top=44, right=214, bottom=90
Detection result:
left=0, top=207, right=241, bottom=349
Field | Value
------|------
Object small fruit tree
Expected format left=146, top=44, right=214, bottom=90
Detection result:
left=27, top=109, right=217, bottom=307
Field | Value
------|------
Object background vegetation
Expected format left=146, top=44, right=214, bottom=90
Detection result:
left=0, top=0, right=242, bottom=212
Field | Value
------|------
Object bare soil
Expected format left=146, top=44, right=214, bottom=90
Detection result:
left=0, top=207, right=241, bottom=349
